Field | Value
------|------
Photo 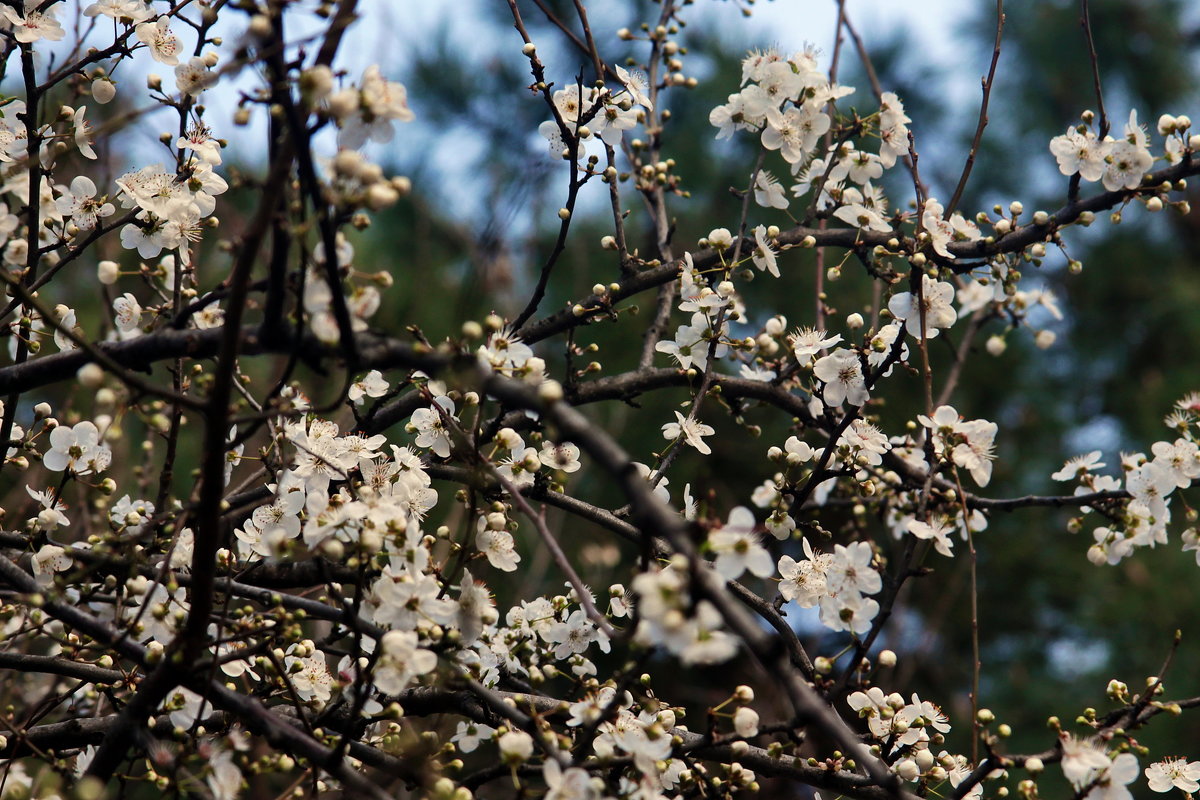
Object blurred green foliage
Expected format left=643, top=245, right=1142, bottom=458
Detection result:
left=14, top=0, right=1196, bottom=785
left=351, top=0, right=1200, bottom=774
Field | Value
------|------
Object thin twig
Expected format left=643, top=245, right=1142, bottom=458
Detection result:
left=946, top=0, right=1005, bottom=216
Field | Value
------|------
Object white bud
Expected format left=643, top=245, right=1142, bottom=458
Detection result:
left=327, top=89, right=358, bottom=120
left=98, top=260, right=120, bottom=285
left=496, top=427, right=522, bottom=449
left=498, top=730, right=534, bottom=764
left=707, top=228, right=733, bottom=250
left=538, top=380, right=563, bottom=403
left=732, top=707, right=759, bottom=738
left=846, top=312, right=864, bottom=330
left=91, top=78, right=116, bottom=104
left=600, top=235, right=617, bottom=250
left=896, top=759, right=920, bottom=781
left=365, top=183, right=399, bottom=210
left=1035, top=330, right=1056, bottom=349
left=986, top=334, right=1007, bottom=356
left=877, top=649, right=897, bottom=667
left=77, top=363, right=105, bottom=389
left=247, top=14, right=272, bottom=38
left=360, top=530, right=382, bottom=553
left=301, top=65, right=334, bottom=99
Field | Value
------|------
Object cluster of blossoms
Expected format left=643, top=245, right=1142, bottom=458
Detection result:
left=844, top=686, right=978, bottom=795
left=537, top=64, right=651, bottom=158
left=709, top=47, right=846, bottom=203
left=1050, top=110, right=1160, bottom=191
left=1049, top=392, right=1200, bottom=566
left=2, top=2, right=1200, bottom=799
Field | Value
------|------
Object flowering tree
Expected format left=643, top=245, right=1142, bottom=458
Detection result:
left=0, top=1, right=1198, bottom=799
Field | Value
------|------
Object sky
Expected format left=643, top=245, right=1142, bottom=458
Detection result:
left=9, top=0, right=986, bottom=231
left=332, top=0, right=980, bottom=218
left=16, top=0, right=976, bottom=174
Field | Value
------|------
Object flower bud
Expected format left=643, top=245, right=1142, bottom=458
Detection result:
left=92, top=78, right=116, bottom=104
left=733, top=707, right=759, bottom=738
left=365, top=183, right=399, bottom=210
left=497, top=730, right=534, bottom=764
left=77, top=363, right=105, bottom=389
left=98, top=260, right=120, bottom=285
left=327, top=89, right=358, bottom=119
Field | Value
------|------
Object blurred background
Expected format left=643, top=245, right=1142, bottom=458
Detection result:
left=358, top=0, right=1200, bottom=787
left=8, top=0, right=1200, bottom=792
